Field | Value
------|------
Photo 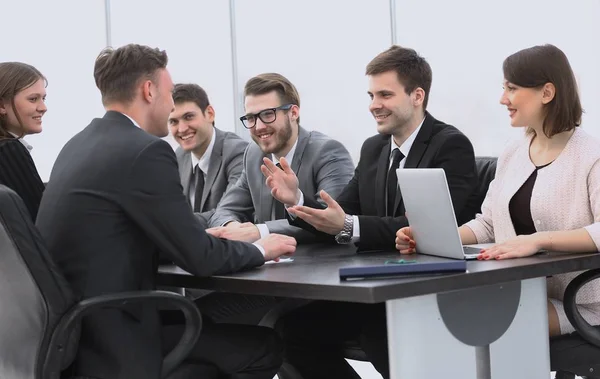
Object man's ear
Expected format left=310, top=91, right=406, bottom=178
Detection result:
left=413, top=88, right=425, bottom=107
left=289, top=104, right=300, bottom=122
left=205, top=105, right=216, bottom=123
left=0, top=99, right=7, bottom=115
left=142, top=80, right=153, bottom=103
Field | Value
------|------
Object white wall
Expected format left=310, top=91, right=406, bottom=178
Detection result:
left=109, top=0, right=236, bottom=150
left=2, top=0, right=599, bottom=179
left=395, top=0, right=600, bottom=156
left=1, top=0, right=106, bottom=180
left=234, top=0, right=392, bottom=164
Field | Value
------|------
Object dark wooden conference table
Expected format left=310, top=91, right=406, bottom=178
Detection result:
left=158, top=243, right=600, bottom=379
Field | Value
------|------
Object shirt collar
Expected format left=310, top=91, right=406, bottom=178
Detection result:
left=8, top=132, right=33, bottom=152
left=121, top=112, right=141, bottom=129
left=392, top=116, right=425, bottom=158
left=271, top=138, right=298, bottom=166
left=191, top=127, right=216, bottom=174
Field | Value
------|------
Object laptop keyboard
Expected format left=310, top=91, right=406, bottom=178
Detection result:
left=463, top=246, right=482, bottom=259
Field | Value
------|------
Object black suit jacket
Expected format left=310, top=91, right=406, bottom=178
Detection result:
left=35, top=112, right=265, bottom=379
left=298, top=112, right=477, bottom=251
left=0, top=138, right=44, bottom=220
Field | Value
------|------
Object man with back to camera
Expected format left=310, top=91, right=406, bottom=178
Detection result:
left=35, top=43, right=296, bottom=379
left=263, top=45, right=478, bottom=379
left=169, top=83, right=248, bottom=223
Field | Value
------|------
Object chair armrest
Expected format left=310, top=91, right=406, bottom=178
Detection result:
left=42, top=290, right=202, bottom=379
left=563, top=268, right=600, bottom=347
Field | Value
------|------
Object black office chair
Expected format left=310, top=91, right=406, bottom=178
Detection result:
left=551, top=269, right=600, bottom=379
left=0, top=185, right=216, bottom=379
left=470, top=156, right=497, bottom=215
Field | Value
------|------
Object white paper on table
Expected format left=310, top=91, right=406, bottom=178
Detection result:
left=264, top=257, right=294, bottom=265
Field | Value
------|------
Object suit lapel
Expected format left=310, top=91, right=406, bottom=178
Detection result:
left=291, top=127, right=309, bottom=175
left=403, top=113, right=435, bottom=169
left=375, top=138, right=390, bottom=217
left=201, top=128, right=223, bottom=211
left=393, top=113, right=435, bottom=215
left=178, top=151, right=193, bottom=200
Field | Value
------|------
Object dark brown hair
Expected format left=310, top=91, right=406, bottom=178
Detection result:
left=244, top=73, right=300, bottom=122
left=172, top=83, right=213, bottom=125
left=503, top=44, right=582, bottom=138
left=93, top=44, right=168, bottom=106
left=0, top=62, right=46, bottom=138
left=366, top=45, right=433, bottom=110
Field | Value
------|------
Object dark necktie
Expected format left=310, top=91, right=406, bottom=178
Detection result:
left=387, top=148, right=404, bottom=216
left=274, top=162, right=285, bottom=219
left=193, top=166, right=205, bottom=212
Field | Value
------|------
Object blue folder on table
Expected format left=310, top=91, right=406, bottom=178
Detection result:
left=339, top=260, right=467, bottom=280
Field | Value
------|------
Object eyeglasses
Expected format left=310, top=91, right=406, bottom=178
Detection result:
left=240, top=104, right=293, bottom=129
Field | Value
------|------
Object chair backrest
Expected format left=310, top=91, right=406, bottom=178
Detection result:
left=457, top=156, right=497, bottom=224
left=0, top=185, right=75, bottom=378
left=473, top=156, right=497, bottom=214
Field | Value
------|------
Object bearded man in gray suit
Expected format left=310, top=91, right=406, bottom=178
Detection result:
left=208, top=73, right=354, bottom=244
left=169, top=83, right=248, bottom=224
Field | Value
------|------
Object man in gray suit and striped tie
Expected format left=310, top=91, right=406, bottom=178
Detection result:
left=169, top=83, right=248, bottom=224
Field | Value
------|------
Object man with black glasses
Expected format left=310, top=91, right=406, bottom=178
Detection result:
left=208, top=73, right=354, bottom=244
left=198, top=73, right=354, bottom=325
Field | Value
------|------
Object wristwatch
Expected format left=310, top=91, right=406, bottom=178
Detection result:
left=334, top=214, right=354, bottom=244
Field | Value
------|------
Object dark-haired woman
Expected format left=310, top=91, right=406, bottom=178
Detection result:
left=396, top=44, right=600, bottom=336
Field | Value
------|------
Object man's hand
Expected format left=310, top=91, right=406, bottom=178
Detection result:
left=255, top=233, right=297, bottom=262
left=287, top=190, right=346, bottom=235
left=261, top=157, right=301, bottom=205
left=206, top=222, right=260, bottom=243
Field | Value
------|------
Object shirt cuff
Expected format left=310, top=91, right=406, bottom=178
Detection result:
left=256, top=223, right=270, bottom=239
left=351, top=215, right=360, bottom=243
left=285, top=190, right=304, bottom=219
left=252, top=242, right=266, bottom=257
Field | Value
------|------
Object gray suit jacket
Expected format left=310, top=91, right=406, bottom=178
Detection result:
left=209, top=126, right=354, bottom=242
left=176, top=127, right=248, bottom=222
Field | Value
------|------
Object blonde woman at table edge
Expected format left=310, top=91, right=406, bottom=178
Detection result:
left=396, top=44, right=600, bottom=337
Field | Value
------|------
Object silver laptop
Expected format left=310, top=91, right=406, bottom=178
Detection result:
left=396, top=168, right=480, bottom=260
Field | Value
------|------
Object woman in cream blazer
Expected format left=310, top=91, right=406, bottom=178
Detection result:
left=395, top=44, right=600, bottom=335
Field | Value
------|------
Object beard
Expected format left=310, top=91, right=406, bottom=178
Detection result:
left=252, top=117, right=293, bottom=155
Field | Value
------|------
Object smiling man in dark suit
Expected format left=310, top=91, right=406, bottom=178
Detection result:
left=35, top=44, right=296, bottom=379
left=169, top=83, right=248, bottom=223
left=264, top=45, right=478, bottom=379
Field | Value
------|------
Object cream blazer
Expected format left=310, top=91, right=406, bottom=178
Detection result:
left=465, top=127, right=600, bottom=307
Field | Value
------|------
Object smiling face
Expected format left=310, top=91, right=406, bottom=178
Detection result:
left=244, top=91, right=298, bottom=157
left=0, top=78, right=47, bottom=136
left=499, top=80, right=546, bottom=128
left=367, top=71, right=422, bottom=136
left=169, top=101, right=215, bottom=156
